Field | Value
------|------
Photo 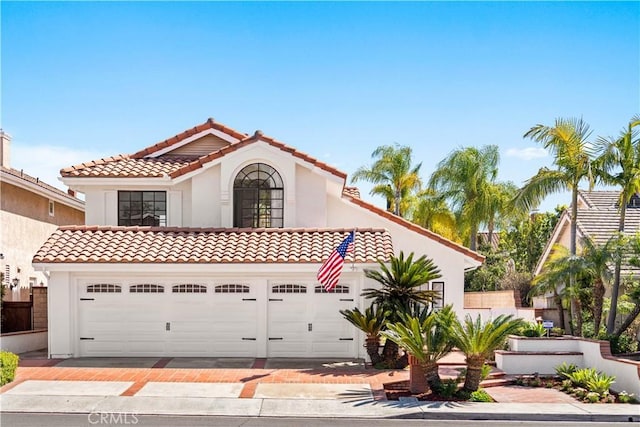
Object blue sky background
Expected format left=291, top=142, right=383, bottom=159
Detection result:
left=1, top=1, right=638, bottom=214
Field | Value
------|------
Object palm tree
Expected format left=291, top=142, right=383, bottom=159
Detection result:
left=514, top=118, right=594, bottom=258
left=450, top=314, right=524, bottom=392
left=429, top=145, right=499, bottom=251
left=594, top=115, right=640, bottom=334
left=362, top=252, right=442, bottom=367
left=351, top=144, right=422, bottom=217
left=579, top=236, right=620, bottom=334
left=340, top=305, right=386, bottom=366
left=531, top=244, right=589, bottom=335
left=515, top=118, right=593, bottom=335
left=410, top=189, right=459, bottom=242
left=483, top=181, right=526, bottom=245
left=382, top=306, right=456, bottom=393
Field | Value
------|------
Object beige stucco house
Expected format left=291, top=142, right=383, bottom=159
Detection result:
left=1, top=131, right=84, bottom=302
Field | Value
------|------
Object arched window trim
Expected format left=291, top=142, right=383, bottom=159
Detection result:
left=233, top=162, right=284, bottom=228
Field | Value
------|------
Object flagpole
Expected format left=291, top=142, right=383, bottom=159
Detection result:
left=351, top=229, right=356, bottom=271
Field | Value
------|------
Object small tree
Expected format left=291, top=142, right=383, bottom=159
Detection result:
left=383, top=305, right=456, bottom=393
left=340, top=305, right=386, bottom=366
left=450, top=314, right=524, bottom=392
left=361, top=252, right=441, bottom=368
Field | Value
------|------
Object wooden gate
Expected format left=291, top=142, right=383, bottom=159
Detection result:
left=1, top=301, right=32, bottom=333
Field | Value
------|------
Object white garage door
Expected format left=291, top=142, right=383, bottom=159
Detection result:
left=267, top=283, right=356, bottom=357
left=78, top=282, right=258, bottom=357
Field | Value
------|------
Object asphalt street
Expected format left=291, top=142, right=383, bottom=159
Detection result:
left=0, top=414, right=630, bottom=427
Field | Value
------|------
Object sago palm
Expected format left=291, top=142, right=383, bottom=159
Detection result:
left=450, top=314, right=524, bottom=392
left=362, top=251, right=442, bottom=367
left=340, top=305, right=386, bottom=366
left=594, top=115, right=640, bottom=333
left=382, top=305, right=456, bottom=393
left=351, top=144, right=422, bottom=217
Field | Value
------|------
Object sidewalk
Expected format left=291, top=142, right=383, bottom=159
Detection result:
left=1, top=354, right=638, bottom=422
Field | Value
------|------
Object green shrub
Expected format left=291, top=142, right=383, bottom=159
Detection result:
left=585, top=392, right=601, bottom=403
left=567, top=368, right=598, bottom=388
left=0, top=351, right=19, bottom=386
left=586, top=374, right=615, bottom=396
left=550, top=327, right=564, bottom=337
left=573, top=387, right=587, bottom=399
left=561, top=379, right=573, bottom=391
left=617, top=391, right=637, bottom=404
left=598, top=332, right=637, bottom=354
left=436, top=378, right=458, bottom=398
left=517, top=322, right=547, bottom=337
left=469, top=389, right=494, bottom=402
left=555, top=362, right=578, bottom=379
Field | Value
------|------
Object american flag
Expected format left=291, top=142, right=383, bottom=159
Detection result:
left=317, top=231, right=355, bottom=292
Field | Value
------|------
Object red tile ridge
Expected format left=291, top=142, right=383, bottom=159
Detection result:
left=169, top=131, right=347, bottom=180
left=56, top=225, right=385, bottom=234
left=130, top=118, right=248, bottom=159
left=60, top=154, right=130, bottom=175
left=344, top=195, right=485, bottom=263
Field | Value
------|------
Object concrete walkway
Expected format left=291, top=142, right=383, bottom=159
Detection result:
left=1, top=354, right=638, bottom=422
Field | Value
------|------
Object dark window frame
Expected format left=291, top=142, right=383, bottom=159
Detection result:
left=233, top=163, right=284, bottom=228
left=118, top=191, right=167, bottom=227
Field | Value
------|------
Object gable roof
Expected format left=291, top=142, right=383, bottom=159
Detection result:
left=1, top=165, right=84, bottom=208
left=33, top=226, right=393, bottom=264
left=60, top=119, right=346, bottom=180
left=535, top=190, right=640, bottom=275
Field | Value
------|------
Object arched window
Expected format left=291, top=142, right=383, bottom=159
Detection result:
left=233, top=163, right=284, bottom=228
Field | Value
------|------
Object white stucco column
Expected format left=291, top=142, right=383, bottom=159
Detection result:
left=48, top=271, right=74, bottom=358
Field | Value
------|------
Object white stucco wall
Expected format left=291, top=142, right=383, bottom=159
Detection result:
left=1, top=211, right=54, bottom=300
left=295, top=164, right=327, bottom=228
left=325, top=195, right=470, bottom=315
left=191, top=165, right=220, bottom=227
left=499, top=336, right=640, bottom=395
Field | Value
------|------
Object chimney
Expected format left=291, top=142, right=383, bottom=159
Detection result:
left=0, top=130, right=11, bottom=168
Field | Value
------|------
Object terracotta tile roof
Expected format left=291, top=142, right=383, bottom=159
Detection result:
left=60, top=122, right=346, bottom=181
left=130, top=117, right=247, bottom=159
left=33, top=226, right=393, bottom=264
left=1, top=166, right=84, bottom=205
left=342, top=186, right=361, bottom=199
left=341, top=193, right=485, bottom=263
left=168, top=131, right=346, bottom=180
left=60, top=155, right=195, bottom=178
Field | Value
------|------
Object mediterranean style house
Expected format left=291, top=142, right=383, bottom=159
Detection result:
left=1, top=131, right=84, bottom=302
left=33, top=118, right=483, bottom=359
left=533, top=190, right=640, bottom=309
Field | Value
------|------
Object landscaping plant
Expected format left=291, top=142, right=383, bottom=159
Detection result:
left=0, top=351, right=19, bottom=386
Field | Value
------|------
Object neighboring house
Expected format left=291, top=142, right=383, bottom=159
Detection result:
left=533, top=190, right=640, bottom=309
left=0, top=131, right=84, bottom=302
left=33, top=118, right=483, bottom=359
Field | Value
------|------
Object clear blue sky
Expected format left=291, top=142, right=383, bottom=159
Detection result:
left=2, top=1, right=638, bottom=213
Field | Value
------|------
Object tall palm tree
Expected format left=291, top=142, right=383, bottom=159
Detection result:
left=382, top=306, right=456, bottom=393
left=362, top=252, right=441, bottom=367
left=514, top=118, right=594, bottom=258
left=594, top=115, right=640, bottom=334
left=450, top=314, right=524, bottom=392
left=429, top=145, right=499, bottom=251
left=351, top=144, right=422, bottom=217
left=483, top=181, right=526, bottom=245
left=515, top=118, right=593, bottom=335
left=410, top=189, right=459, bottom=242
